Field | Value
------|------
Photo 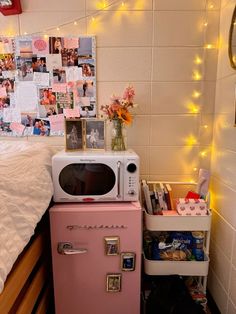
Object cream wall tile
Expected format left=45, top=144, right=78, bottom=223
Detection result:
left=21, top=0, right=86, bottom=11
left=96, top=47, right=152, bottom=81
left=232, top=232, right=236, bottom=267
left=209, top=241, right=231, bottom=290
left=127, top=115, right=151, bottom=146
left=153, top=48, right=204, bottom=81
left=214, top=75, right=236, bottom=114
left=148, top=174, right=197, bottom=183
left=228, top=300, right=236, bottom=314
left=229, top=265, right=236, bottom=306
left=207, top=268, right=228, bottom=313
left=199, top=114, right=213, bottom=145
left=149, top=146, right=199, bottom=175
left=210, top=199, right=235, bottom=253
left=150, top=115, right=199, bottom=146
left=211, top=149, right=236, bottom=191
left=87, top=11, right=153, bottom=47
left=151, top=82, right=204, bottom=114
left=154, top=11, right=205, bottom=47
left=86, top=0, right=153, bottom=11
left=0, top=15, right=20, bottom=36
left=97, top=82, right=151, bottom=116
left=205, top=11, right=220, bottom=47
left=132, top=146, right=150, bottom=176
left=204, top=50, right=219, bottom=81
left=154, top=0, right=206, bottom=10
left=19, top=12, right=86, bottom=35
left=202, top=82, right=216, bottom=114
left=213, top=114, right=236, bottom=151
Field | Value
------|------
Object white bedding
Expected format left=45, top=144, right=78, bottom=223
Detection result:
left=0, top=140, right=54, bottom=293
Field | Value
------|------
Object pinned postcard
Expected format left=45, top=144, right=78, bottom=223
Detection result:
left=66, top=66, right=82, bottom=82
left=52, top=83, right=67, bottom=93
left=10, top=122, right=25, bottom=134
left=15, top=81, right=38, bottom=112
left=64, top=108, right=80, bottom=118
left=48, top=113, right=64, bottom=132
left=33, top=71, right=50, bottom=86
left=32, top=37, right=49, bottom=55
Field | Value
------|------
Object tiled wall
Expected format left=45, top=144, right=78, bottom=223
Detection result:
left=209, top=0, right=236, bottom=313
left=0, top=0, right=220, bottom=183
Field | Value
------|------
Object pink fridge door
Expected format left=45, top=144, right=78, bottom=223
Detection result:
left=50, top=202, right=142, bottom=314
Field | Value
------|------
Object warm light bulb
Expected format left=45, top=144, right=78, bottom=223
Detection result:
left=56, top=27, right=60, bottom=31
left=200, top=151, right=207, bottom=157
left=44, top=34, right=48, bottom=39
left=121, top=1, right=125, bottom=6
left=193, top=167, right=198, bottom=172
left=205, top=44, right=214, bottom=49
left=74, top=21, right=77, bottom=25
left=194, top=56, right=202, bottom=64
left=203, top=125, right=208, bottom=129
left=192, top=71, right=202, bottom=81
left=187, top=102, right=200, bottom=113
left=208, top=3, right=214, bottom=9
left=203, top=22, right=208, bottom=27
left=24, top=32, right=28, bottom=35
left=92, top=16, right=95, bottom=22
left=186, top=135, right=198, bottom=145
left=192, top=91, right=201, bottom=98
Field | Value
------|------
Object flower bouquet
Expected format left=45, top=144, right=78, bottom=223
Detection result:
left=101, top=85, right=135, bottom=151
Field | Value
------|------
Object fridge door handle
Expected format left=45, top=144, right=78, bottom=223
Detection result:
left=57, top=242, right=88, bottom=255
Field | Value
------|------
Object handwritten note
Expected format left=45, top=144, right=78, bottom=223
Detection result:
left=15, top=82, right=38, bottom=112
left=33, top=72, right=50, bottom=86
left=66, top=67, right=82, bottom=82
left=10, top=122, right=25, bottom=134
left=64, top=108, right=80, bottom=118
left=52, top=83, right=67, bottom=93
left=48, top=114, right=65, bottom=132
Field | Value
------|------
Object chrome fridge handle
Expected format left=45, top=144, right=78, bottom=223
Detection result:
left=57, top=242, right=87, bottom=255
left=117, top=161, right=121, bottom=198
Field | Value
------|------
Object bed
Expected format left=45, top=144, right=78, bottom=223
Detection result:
left=0, top=140, right=54, bottom=313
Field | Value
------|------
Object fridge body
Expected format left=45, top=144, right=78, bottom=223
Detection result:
left=50, top=202, right=142, bottom=314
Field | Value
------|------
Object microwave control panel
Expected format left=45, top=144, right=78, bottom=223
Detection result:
left=125, top=161, right=139, bottom=200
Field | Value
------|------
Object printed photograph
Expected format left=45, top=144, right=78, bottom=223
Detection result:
left=32, top=56, right=47, bottom=73
left=78, top=37, right=93, bottom=58
left=0, top=78, right=14, bottom=93
left=17, top=38, right=33, bottom=58
left=16, top=56, right=33, bottom=81
left=49, top=37, right=62, bottom=54
left=76, top=80, right=94, bottom=98
left=61, top=48, right=78, bottom=67
left=56, top=92, right=73, bottom=114
left=106, top=274, right=121, bottom=293
left=39, top=88, right=56, bottom=106
left=33, top=118, right=50, bottom=136
left=121, top=252, right=136, bottom=271
left=0, top=53, right=16, bottom=71
left=0, top=96, right=10, bottom=109
left=21, top=112, right=37, bottom=127
left=104, top=236, right=119, bottom=256
left=53, top=68, right=66, bottom=83
left=78, top=59, right=95, bottom=77
left=65, top=118, right=83, bottom=151
left=85, top=119, right=105, bottom=150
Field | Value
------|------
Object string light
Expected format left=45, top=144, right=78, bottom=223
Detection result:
left=205, top=44, right=214, bottom=49
left=74, top=21, right=78, bottom=25
left=192, top=70, right=202, bottom=81
left=192, top=91, right=201, bottom=98
left=194, top=56, right=203, bottom=64
left=200, top=151, right=207, bottom=158
left=193, top=167, right=198, bottom=172
left=56, top=27, right=60, bottom=31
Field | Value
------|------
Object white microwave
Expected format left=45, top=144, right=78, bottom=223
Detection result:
left=52, top=150, right=140, bottom=202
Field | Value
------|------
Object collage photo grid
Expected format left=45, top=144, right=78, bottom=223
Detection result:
left=0, top=35, right=97, bottom=137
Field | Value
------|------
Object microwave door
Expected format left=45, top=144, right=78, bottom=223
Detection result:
left=58, top=161, right=121, bottom=200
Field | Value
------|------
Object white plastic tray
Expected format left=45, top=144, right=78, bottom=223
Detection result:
left=143, top=252, right=209, bottom=276
left=144, top=210, right=212, bottom=231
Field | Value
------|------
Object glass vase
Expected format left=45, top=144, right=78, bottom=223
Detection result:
left=111, top=119, right=126, bottom=151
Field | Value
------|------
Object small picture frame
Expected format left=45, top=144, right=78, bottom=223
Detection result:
left=85, top=119, right=105, bottom=149
left=65, top=118, right=83, bottom=151
left=104, top=236, right=119, bottom=256
left=106, top=274, right=121, bottom=292
left=121, top=252, right=136, bottom=271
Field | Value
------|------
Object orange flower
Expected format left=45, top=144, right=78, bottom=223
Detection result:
left=117, top=108, right=132, bottom=125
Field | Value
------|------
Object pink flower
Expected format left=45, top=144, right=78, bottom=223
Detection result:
left=123, top=85, right=135, bottom=102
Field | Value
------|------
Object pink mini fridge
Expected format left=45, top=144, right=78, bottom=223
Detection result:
left=50, top=202, right=142, bottom=314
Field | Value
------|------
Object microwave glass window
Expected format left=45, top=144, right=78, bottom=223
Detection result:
left=59, top=163, right=116, bottom=195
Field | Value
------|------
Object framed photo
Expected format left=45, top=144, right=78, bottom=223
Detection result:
left=106, top=274, right=121, bottom=292
left=104, top=236, right=119, bottom=256
left=121, top=252, right=136, bottom=271
left=65, top=118, right=83, bottom=151
left=85, top=119, right=105, bottom=149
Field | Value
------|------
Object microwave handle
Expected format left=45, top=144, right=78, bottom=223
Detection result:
left=117, top=161, right=121, bottom=198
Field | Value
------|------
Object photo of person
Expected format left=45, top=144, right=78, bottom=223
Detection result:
left=0, top=53, right=16, bottom=71
left=78, top=59, right=95, bottom=77
left=53, top=68, right=66, bottom=83
left=106, top=274, right=121, bottom=293
left=0, top=97, right=10, bottom=109
left=46, top=105, right=57, bottom=117
left=78, top=37, right=93, bottom=58
left=39, top=88, right=56, bottom=106
left=104, top=237, right=119, bottom=256
left=56, top=92, right=73, bottom=114
left=33, top=118, right=50, bottom=136
left=85, top=119, right=105, bottom=149
left=0, top=78, right=14, bottom=93
left=65, top=119, right=83, bottom=151
left=21, top=112, right=36, bottom=127
left=76, top=80, right=94, bottom=98
left=49, top=37, right=62, bottom=54
left=16, top=56, right=33, bottom=81
left=61, top=48, right=78, bottom=67
left=32, top=57, right=47, bottom=72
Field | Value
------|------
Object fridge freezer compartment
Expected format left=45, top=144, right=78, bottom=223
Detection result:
left=143, top=252, right=209, bottom=276
left=144, top=209, right=212, bottom=231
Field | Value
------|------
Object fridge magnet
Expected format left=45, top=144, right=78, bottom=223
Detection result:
left=106, top=274, right=121, bottom=292
left=65, top=118, right=83, bottom=151
left=85, top=119, right=105, bottom=150
left=104, top=236, right=119, bottom=256
left=121, top=252, right=136, bottom=271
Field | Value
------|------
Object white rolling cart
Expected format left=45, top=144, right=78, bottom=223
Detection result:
left=142, top=181, right=211, bottom=293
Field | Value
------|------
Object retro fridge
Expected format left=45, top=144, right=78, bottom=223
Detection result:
left=50, top=202, right=142, bottom=314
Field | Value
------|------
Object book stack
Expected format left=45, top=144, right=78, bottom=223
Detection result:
left=141, top=180, right=174, bottom=215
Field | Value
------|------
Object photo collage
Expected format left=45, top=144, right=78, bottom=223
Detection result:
left=0, top=35, right=96, bottom=136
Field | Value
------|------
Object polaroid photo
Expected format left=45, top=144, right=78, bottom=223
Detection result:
left=104, top=236, right=119, bottom=256
left=106, top=274, right=121, bottom=293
